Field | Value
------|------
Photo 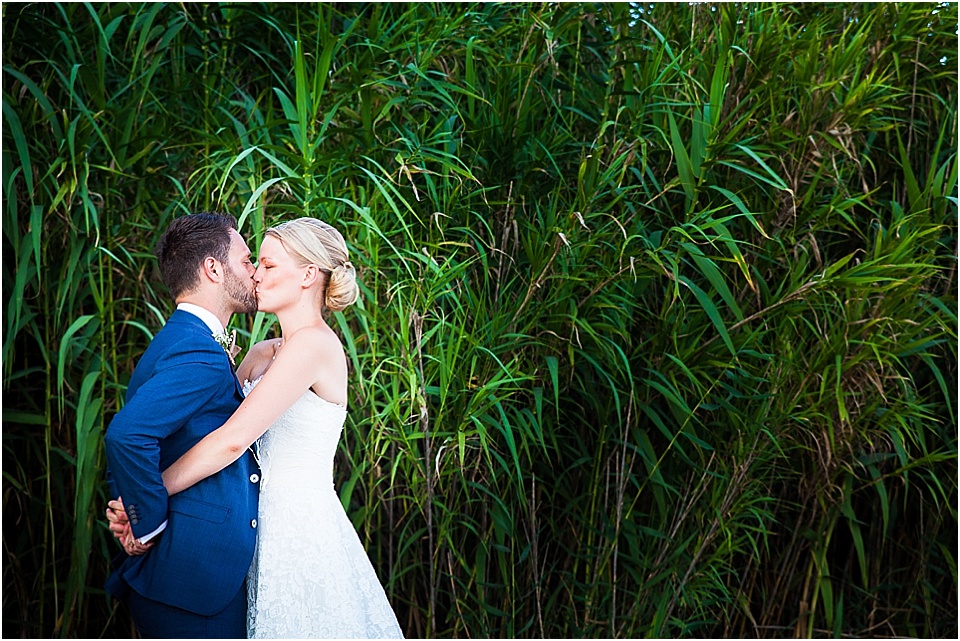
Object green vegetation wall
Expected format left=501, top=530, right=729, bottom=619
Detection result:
left=3, top=3, right=957, bottom=638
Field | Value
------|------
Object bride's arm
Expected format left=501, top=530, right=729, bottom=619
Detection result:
left=161, top=328, right=336, bottom=495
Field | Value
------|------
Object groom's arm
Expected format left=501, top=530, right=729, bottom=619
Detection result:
left=104, top=359, right=227, bottom=542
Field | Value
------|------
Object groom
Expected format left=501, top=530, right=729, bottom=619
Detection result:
left=104, top=213, right=260, bottom=638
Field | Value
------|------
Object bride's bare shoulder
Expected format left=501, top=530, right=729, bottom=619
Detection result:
left=286, top=325, right=343, bottom=356
left=237, top=337, right=283, bottom=383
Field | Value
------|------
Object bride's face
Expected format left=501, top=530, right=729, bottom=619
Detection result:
left=253, top=235, right=308, bottom=314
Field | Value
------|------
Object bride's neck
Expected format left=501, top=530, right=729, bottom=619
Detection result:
left=274, top=303, right=326, bottom=340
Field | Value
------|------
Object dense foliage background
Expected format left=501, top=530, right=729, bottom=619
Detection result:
left=3, top=2, right=957, bottom=638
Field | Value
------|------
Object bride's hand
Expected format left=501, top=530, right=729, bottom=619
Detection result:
left=120, top=530, right=154, bottom=556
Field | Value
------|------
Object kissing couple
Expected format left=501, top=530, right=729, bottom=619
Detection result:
left=104, top=213, right=404, bottom=639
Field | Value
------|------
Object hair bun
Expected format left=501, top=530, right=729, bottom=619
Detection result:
left=325, top=261, right=360, bottom=312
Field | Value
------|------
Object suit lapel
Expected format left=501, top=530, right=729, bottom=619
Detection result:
left=168, top=310, right=245, bottom=397
left=233, top=367, right=247, bottom=398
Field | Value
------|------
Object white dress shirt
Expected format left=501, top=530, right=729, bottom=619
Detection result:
left=177, top=301, right=225, bottom=335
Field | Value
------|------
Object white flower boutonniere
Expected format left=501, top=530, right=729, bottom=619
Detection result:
left=213, top=329, right=241, bottom=367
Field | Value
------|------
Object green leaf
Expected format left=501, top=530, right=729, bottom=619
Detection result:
left=667, top=109, right=695, bottom=202
left=677, top=275, right=736, bottom=355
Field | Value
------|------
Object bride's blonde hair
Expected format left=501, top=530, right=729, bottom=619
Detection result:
left=265, top=218, right=360, bottom=312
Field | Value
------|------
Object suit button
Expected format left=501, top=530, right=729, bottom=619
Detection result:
left=251, top=519, right=257, bottom=528
left=250, top=473, right=260, bottom=483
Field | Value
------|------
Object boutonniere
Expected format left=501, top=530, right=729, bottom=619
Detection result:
left=213, top=329, right=241, bottom=367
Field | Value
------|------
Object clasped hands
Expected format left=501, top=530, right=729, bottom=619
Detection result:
left=106, top=497, right=154, bottom=556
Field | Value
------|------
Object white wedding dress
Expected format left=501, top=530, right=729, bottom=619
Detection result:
left=243, top=378, right=404, bottom=639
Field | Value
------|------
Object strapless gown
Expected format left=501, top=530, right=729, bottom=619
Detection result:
left=243, top=378, right=404, bottom=639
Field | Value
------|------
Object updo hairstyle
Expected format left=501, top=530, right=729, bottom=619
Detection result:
left=264, top=218, right=360, bottom=312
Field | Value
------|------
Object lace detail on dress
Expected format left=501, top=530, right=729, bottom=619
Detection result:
left=243, top=378, right=403, bottom=639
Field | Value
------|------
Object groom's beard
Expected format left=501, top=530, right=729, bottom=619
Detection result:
left=224, top=268, right=258, bottom=314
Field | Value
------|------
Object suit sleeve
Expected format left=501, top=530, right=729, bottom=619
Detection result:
left=104, top=358, right=228, bottom=539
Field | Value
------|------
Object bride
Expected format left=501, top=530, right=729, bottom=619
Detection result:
left=161, top=218, right=403, bottom=638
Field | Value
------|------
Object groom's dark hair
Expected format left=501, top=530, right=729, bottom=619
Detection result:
left=155, top=212, right=238, bottom=298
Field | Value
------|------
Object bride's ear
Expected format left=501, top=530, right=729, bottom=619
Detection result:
left=302, top=264, right=320, bottom=288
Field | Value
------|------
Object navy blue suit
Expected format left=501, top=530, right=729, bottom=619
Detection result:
left=104, top=310, right=259, bottom=637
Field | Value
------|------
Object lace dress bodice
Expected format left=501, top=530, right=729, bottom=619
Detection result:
left=243, top=379, right=403, bottom=639
left=249, top=380, right=346, bottom=493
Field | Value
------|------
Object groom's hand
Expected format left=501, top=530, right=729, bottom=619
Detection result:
left=107, top=497, right=154, bottom=556
left=106, top=498, right=129, bottom=539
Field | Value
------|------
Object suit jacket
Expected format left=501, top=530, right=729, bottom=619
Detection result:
left=104, top=309, right=259, bottom=616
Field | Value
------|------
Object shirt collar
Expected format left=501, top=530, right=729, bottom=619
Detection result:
left=176, top=302, right=225, bottom=335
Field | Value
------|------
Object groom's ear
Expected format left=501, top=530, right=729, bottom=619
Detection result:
left=201, top=256, right=223, bottom=283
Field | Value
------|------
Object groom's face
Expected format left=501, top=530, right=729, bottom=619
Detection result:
left=222, top=229, right=258, bottom=314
